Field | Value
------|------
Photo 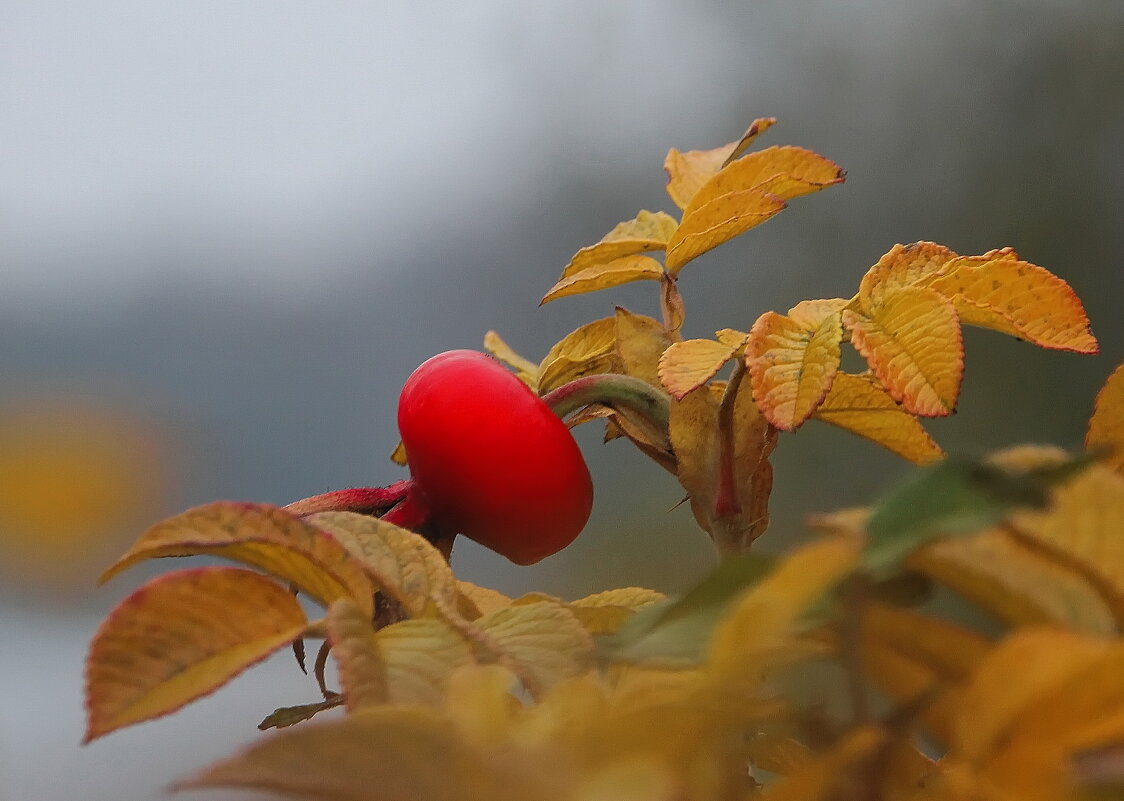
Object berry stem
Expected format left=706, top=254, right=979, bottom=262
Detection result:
left=543, top=374, right=671, bottom=437
left=284, top=481, right=412, bottom=517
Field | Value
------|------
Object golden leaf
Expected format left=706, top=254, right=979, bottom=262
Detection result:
left=658, top=338, right=738, bottom=399
left=664, top=189, right=787, bottom=273
left=178, top=705, right=533, bottom=801
left=664, top=117, right=777, bottom=209
left=1087, top=362, right=1124, bottom=476
left=308, top=511, right=456, bottom=619
left=812, top=372, right=944, bottom=464
left=858, top=242, right=960, bottom=307
left=715, top=328, right=749, bottom=351
left=326, top=599, right=387, bottom=710
left=1006, top=463, right=1124, bottom=622
left=483, top=330, right=539, bottom=388
left=561, top=210, right=678, bottom=279
left=476, top=601, right=595, bottom=698
left=844, top=286, right=964, bottom=417
left=389, top=439, right=408, bottom=466
left=538, top=317, right=620, bottom=394
left=909, top=529, right=1117, bottom=635
left=747, top=309, right=843, bottom=430
left=542, top=255, right=664, bottom=304
left=375, top=618, right=475, bottom=706
left=456, top=580, right=514, bottom=619
left=99, top=502, right=375, bottom=617
left=761, top=727, right=886, bottom=801
left=683, top=145, right=844, bottom=219
left=928, top=252, right=1098, bottom=353
left=613, top=307, right=670, bottom=387
left=84, top=567, right=307, bottom=742
left=569, top=587, right=667, bottom=636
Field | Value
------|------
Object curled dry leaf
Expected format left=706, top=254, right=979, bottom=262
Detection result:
left=560, top=210, right=678, bottom=279
left=85, top=567, right=308, bottom=742
left=664, top=116, right=777, bottom=209
left=537, top=317, right=620, bottom=394
left=99, top=501, right=375, bottom=617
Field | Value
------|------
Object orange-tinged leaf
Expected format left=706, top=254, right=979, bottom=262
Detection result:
left=308, top=511, right=456, bottom=619
left=683, top=145, right=845, bottom=217
left=664, top=117, right=778, bottom=209
left=813, top=372, right=944, bottom=464
left=542, top=256, right=664, bottom=304
left=1087, top=363, right=1124, bottom=476
left=99, top=502, right=375, bottom=616
left=178, top=705, right=530, bottom=801
left=658, top=338, right=738, bottom=399
left=1006, top=463, right=1124, bottom=622
left=858, top=241, right=960, bottom=308
left=844, top=286, right=964, bottom=416
left=747, top=309, right=843, bottom=430
left=85, top=567, right=307, bottom=742
left=928, top=253, right=1098, bottom=353
left=561, top=210, right=678, bottom=278
left=664, top=189, right=786, bottom=273
left=951, top=628, right=1108, bottom=761
left=538, top=317, right=620, bottom=394
left=787, top=298, right=850, bottom=329
left=908, top=529, right=1117, bottom=635
left=476, top=601, right=595, bottom=697
left=483, top=330, right=538, bottom=388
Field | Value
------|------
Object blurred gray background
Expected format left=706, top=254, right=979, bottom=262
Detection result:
left=1, top=2, right=1121, bottom=799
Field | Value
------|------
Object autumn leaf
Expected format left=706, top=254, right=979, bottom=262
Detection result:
left=812, top=372, right=943, bottom=464
left=85, top=567, right=308, bottom=742
left=99, top=502, right=375, bottom=617
left=483, top=330, right=539, bottom=388
left=761, top=727, right=886, bottom=801
left=389, top=439, right=408, bottom=466
left=1087, top=362, right=1124, bottom=476
left=927, top=250, right=1098, bottom=353
left=664, top=117, right=777, bottom=209
left=747, top=304, right=844, bottom=430
left=682, top=145, right=845, bottom=218
left=568, top=587, right=667, bottom=636
left=541, top=256, right=665, bottom=304
left=658, top=338, right=739, bottom=399
left=613, top=307, right=669, bottom=388
left=308, top=511, right=457, bottom=619
left=909, top=529, right=1117, bottom=635
left=475, top=601, right=595, bottom=698
left=857, top=241, right=960, bottom=306
left=560, top=210, right=678, bottom=278
left=664, top=189, right=786, bottom=273
left=538, top=317, right=620, bottom=394
left=456, top=580, right=515, bottom=619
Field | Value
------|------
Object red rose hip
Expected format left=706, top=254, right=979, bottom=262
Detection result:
left=397, top=350, right=594, bottom=565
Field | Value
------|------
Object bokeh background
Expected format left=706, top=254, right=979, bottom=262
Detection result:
left=2, top=2, right=1121, bottom=798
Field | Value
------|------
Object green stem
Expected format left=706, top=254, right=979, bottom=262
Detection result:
left=543, top=373, right=671, bottom=435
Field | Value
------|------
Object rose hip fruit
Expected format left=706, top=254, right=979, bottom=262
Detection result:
left=397, top=350, right=593, bottom=565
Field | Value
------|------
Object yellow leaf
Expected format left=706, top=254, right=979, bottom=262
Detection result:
left=1006, top=463, right=1124, bottom=622
left=858, top=241, right=960, bottom=308
left=663, top=116, right=776, bottom=209
left=573, top=757, right=678, bottom=801
left=538, top=317, right=620, bottom=394
left=928, top=252, right=1098, bottom=353
left=715, top=327, right=749, bottom=351
left=308, top=511, right=456, bottom=619
left=476, top=601, right=595, bottom=698
left=761, top=727, right=885, bottom=801
left=812, top=372, right=944, bottom=464
left=444, top=664, right=523, bottom=746
left=844, top=286, right=964, bottom=416
left=542, top=255, right=664, bottom=304
left=747, top=309, right=843, bottom=430
left=389, top=439, right=408, bottom=466
left=658, top=338, right=738, bottom=399
left=664, top=189, right=787, bottom=273
left=456, top=580, right=514, bottom=619
left=178, top=705, right=535, bottom=801
left=707, top=535, right=861, bottom=684
left=326, top=599, right=387, bottom=709
left=569, top=587, right=667, bottom=636
left=951, top=628, right=1107, bottom=762
left=84, top=567, right=307, bottom=742
left=613, top=307, right=670, bottom=387
left=483, top=330, right=539, bottom=388
left=909, top=529, right=1117, bottom=635
left=683, top=145, right=845, bottom=218
left=561, top=210, right=679, bottom=278
left=1087, top=362, right=1124, bottom=476
left=99, top=502, right=375, bottom=617
left=376, top=618, right=475, bottom=706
